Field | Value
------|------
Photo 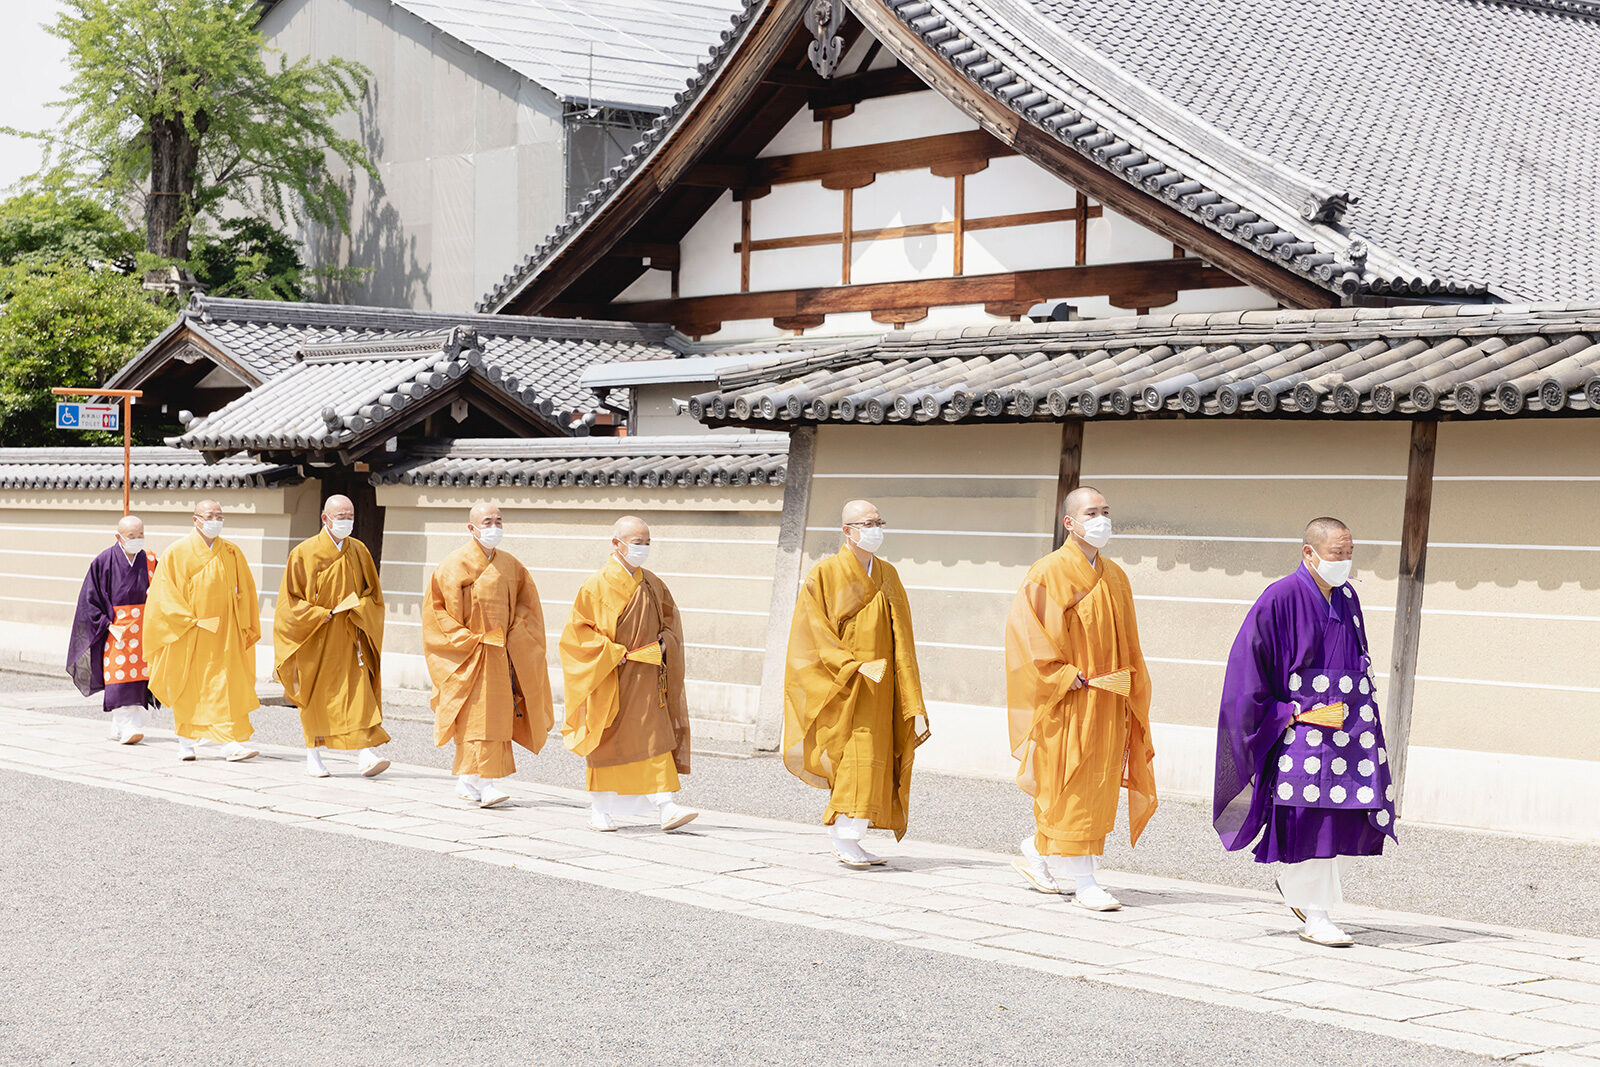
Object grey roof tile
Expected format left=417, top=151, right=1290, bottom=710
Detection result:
left=374, top=433, right=790, bottom=488
left=0, top=448, right=298, bottom=491
left=690, top=303, right=1600, bottom=423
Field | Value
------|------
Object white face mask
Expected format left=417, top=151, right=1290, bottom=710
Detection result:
left=198, top=519, right=224, bottom=539
left=474, top=525, right=504, bottom=549
left=1311, top=550, right=1352, bottom=587
left=851, top=525, right=885, bottom=554
left=1076, top=515, right=1113, bottom=549
left=327, top=518, right=355, bottom=540
left=620, top=542, right=651, bottom=568
left=120, top=537, right=145, bottom=557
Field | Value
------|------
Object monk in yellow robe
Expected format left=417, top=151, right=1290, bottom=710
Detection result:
left=274, top=495, right=391, bottom=779
left=144, top=499, right=261, bottom=762
left=423, top=502, right=554, bottom=808
left=560, top=516, right=697, bottom=832
left=1005, top=485, right=1156, bottom=910
left=784, top=499, right=928, bottom=869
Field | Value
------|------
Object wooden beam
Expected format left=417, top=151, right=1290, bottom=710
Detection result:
left=750, top=129, right=1012, bottom=187
left=808, top=65, right=928, bottom=110
left=1385, top=419, right=1437, bottom=817
left=588, top=257, right=1235, bottom=328
left=734, top=206, right=1097, bottom=254
left=755, top=424, right=816, bottom=751
left=682, top=162, right=753, bottom=188
left=610, top=241, right=680, bottom=268
left=845, top=0, right=1338, bottom=310
left=762, top=68, right=821, bottom=88
left=1052, top=421, right=1084, bottom=550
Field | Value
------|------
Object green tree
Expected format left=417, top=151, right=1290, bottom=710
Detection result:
left=12, top=0, right=373, bottom=270
left=190, top=216, right=308, bottom=300
left=0, top=264, right=173, bottom=446
left=0, top=186, right=141, bottom=272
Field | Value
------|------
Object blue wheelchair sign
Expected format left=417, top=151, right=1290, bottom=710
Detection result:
left=56, top=403, right=80, bottom=428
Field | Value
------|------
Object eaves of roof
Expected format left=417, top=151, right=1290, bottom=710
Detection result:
left=478, top=0, right=1491, bottom=317
left=689, top=303, right=1600, bottom=426
left=374, top=433, right=790, bottom=488
left=0, top=447, right=299, bottom=491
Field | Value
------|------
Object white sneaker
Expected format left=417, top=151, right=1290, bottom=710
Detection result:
left=589, top=808, right=618, bottom=832
left=1073, top=881, right=1123, bottom=912
left=478, top=780, right=510, bottom=808
left=357, top=748, right=390, bottom=778
left=659, top=802, right=700, bottom=831
left=177, top=738, right=198, bottom=762
left=455, top=775, right=482, bottom=802
left=221, top=741, right=259, bottom=762
left=306, top=748, right=331, bottom=778
left=1014, top=838, right=1060, bottom=894
left=1301, top=913, right=1354, bottom=947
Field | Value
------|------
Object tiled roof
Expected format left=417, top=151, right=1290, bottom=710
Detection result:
left=0, top=448, right=298, bottom=491
left=688, top=303, right=1600, bottom=424
left=111, top=295, right=683, bottom=419
left=480, top=0, right=1600, bottom=313
left=167, top=328, right=583, bottom=454
left=386, top=0, right=749, bottom=112
left=374, top=434, right=790, bottom=488
left=1057, top=0, right=1600, bottom=303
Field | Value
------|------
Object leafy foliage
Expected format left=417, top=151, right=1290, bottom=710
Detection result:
left=0, top=264, right=173, bottom=446
left=0, top=186, right=141, bottom=274
left=190, top=216, right=307, bottom=300
left=10, top=0, right=373, bottom=263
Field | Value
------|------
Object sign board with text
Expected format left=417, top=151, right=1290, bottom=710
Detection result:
left=55, top=403, right=120, bottom=431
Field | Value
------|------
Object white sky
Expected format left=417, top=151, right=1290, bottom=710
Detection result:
left=0, top=2, right=71, bottom=193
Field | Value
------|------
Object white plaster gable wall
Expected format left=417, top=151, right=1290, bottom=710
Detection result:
left=629, top=86, right=1275, bottom=340
left=261, top=0, right=566, bottom=312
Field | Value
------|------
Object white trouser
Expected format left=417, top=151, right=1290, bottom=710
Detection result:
left=1045, top=854, right=1100, bottom=880
left=590, top=791, right=675, bottom=816
left=109, top=706, right=144, bottom=735
left=828, top=815, right=870, bottom=844
left=1278, top=856, right=1350, bottom=913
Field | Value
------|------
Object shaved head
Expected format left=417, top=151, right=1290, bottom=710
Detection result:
left=321, top=494, right=354, bottom=520
left=468, top=502, right=502, bottom=527
left=1063, top=485, right=1107, bottom=520
left=842, top=499, right=877, bottom=525
left=612, top=515, right=649, bottom=543
left=193, top=499, right=222, bottom=520
left=1303, top=516, right=1351, bottom=550
left=116, top=514, right=144, bottom=539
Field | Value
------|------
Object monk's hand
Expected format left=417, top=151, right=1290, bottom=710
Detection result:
left=195, top=617, right=220, bottom=634
left=107, top=623, right=128, bottom=644
left=625, top=641, right=663, bottom=665
left=481, top=626, right=506, bottom=648
left=913, top=714, right=929, bottom=738
left=1067, top=671, right=1086, bottom=691
left=859, top=658, right=888, bottom=684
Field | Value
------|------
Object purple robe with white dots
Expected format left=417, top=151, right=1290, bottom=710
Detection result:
left=1214, top=564, right=1396, bottom=864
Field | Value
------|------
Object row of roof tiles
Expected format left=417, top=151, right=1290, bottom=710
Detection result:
left=375, top=434, right=790, bottom=488
left=690, top=304, right=1600, bottom=424
left=0, top=449, right=297, bottom=491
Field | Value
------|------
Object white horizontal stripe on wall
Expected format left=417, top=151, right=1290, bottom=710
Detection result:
left=812, top=473, right=1055, bottom=480
left=805, top=526, right=1051, bottom=539
left=1082, top=474, right=1600, bottom=483
left=1113, top=533, right=1600, bottom=552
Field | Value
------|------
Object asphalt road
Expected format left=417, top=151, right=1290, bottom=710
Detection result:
left=8, top=666, right=1597, bottom=940
left=0, top=769, right=1492, bottom=1066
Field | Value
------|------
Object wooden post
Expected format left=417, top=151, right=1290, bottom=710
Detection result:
left=1384, top=420, right=1437, bottom=815
left=841, top=187, right=853, bottom=285
left=739, top=198, right=752, bottom=293
left=52, top=386, right=142, bottom=516
left=953, top=173, right=965, bottom=276
left=1051, top=420, right=1084, bottom=550
left=755, top=426, right=816, bottom=752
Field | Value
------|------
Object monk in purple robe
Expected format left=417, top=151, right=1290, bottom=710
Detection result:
left=67, top=515, right=159, bottom=744
left=1215, top=516, right=1395, bottom=947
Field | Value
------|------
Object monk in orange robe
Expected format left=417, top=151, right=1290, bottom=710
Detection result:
left=1005, top=486, right=1156, bottom=910
left=560, top=516, right=697, bottom=832
left=144, top=499, right=261, bottom=762
left=784, top=499, right=928, bottom=869
left=423, top=502, right=554, bottom=808
left=274, top=495, right=390, bottom=779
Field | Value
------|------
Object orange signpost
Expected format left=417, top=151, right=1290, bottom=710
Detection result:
left=51, top=387, right=143, bottom=516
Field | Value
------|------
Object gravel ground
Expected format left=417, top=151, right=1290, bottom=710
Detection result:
left=9, top=666, right=1597, bottom=939
left=0, top=769, right=1491, bottom=1066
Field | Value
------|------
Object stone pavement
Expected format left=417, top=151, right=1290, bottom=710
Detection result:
left=3, top=703, right=1598, bottom=1065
